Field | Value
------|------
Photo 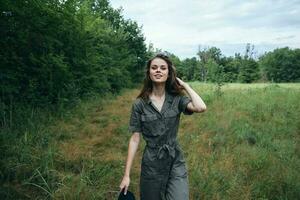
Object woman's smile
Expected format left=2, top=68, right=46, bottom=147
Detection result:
left=154, top=74, right=163, bottom=78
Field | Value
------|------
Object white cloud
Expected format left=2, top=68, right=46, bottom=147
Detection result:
left=110, top=0, right=300, bottom=59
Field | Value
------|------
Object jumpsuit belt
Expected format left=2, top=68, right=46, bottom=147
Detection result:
left=146, top=141, right=179, bottom=159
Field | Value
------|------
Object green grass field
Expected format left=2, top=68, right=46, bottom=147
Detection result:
left=1, top=83, right=299, bottom=199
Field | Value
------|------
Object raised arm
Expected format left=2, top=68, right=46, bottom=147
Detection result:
left=119, top=132, right=140, bottom=195
left=176, top=77, right=207, bottom=113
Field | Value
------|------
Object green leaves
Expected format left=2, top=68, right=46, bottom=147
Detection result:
left=0, top=0, right=147, bottom=106
left=259, top=47, right=300, bottom=82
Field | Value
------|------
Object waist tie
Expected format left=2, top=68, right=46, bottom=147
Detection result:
left=146, top=140, right=179, bottom=159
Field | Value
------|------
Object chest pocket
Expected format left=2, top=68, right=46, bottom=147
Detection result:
left=164, top=108, right=180, bottom=127
left=141, top=114, right=160, bottom=136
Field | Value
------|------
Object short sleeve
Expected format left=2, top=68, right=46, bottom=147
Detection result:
left=179, top=95, right=194, bottom=115
left=128, top=100, right=142, bottom=133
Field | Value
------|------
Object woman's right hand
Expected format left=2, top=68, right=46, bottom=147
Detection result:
left=119, top=175, right=130, bottom=195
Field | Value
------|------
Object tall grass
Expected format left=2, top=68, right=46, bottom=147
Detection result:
left=183, top=83, right=300, bottom=200
left=1, top=84, right=299, bottom=199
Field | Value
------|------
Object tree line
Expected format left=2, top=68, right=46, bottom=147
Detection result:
left=154, top=44, right=300, bottom=84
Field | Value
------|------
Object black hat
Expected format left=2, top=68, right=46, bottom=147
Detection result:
left=118, top=189, right=135, bottom=200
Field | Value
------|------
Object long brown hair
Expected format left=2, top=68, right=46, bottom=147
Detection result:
left=137, top=53, right=185, bottom=100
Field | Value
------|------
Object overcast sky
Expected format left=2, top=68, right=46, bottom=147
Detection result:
left=109, top=0, right=300, bottom=60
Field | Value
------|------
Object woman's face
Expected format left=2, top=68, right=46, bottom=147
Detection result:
left=149, top=58, right=169, bottom=83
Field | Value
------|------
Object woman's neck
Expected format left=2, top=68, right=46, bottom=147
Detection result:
left=151, top=83, right=166, bottom=98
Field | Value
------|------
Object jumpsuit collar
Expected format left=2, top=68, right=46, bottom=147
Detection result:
left=146, top=90, right=174, bottom=105
left=146, top=91, right=174, bottom=114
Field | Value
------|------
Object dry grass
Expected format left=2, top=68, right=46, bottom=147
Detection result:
left=49, top=88, right=144, bottom=198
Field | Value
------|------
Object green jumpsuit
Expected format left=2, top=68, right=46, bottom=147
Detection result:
left=128, top=91, right=193, bottom=200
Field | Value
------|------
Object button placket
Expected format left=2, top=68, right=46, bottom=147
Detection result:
left=159, top=117, right=165, bottom=133
left=158, top=113, right=165, bottom=132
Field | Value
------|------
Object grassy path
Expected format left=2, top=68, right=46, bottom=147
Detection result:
left=49, top=88, right=144, bottom=199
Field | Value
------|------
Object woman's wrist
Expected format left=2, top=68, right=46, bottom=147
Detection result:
left=182, top=82, right=190, bottom=89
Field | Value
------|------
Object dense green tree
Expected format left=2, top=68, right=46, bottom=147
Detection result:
left=0, top=0, right=147, bottom=107
left=259, top=47, right=300, bottom=82
left=205, top=58, right=224, bottom=83
left=238, top=58, right=260, bottom=83
left=222, top=56, right=239, bottom=82
left=197, top=46, right=223, bottom=82
left=237, top=44, right=260, bottom=83
left=181, top=57, right=198, bottom=80
left=197, top=46, right=222, bottom=65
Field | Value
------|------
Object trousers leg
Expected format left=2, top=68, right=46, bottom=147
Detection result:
left=165, top=174, right=189, bottom=200
left=140, top=147, right=173, bottom=200
left=140, top=177, right=163, bottom=200
left=165, top=148, right=189, bottom=200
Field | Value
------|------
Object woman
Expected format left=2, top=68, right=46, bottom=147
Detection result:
left=119, top=53, right=207, bottom=200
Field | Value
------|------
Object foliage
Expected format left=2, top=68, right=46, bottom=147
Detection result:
left=237, top=43, right=260, bottom=83
left=181, top=57, right=198, bottom=80
left=175, top=44, right=299, bottom=84
left=259, top=47, right=300, bottom=82
left=0, top=0, right=147, bottom=107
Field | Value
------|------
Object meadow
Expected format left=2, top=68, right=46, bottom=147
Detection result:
left=1, top=83, right=299, bottom=200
